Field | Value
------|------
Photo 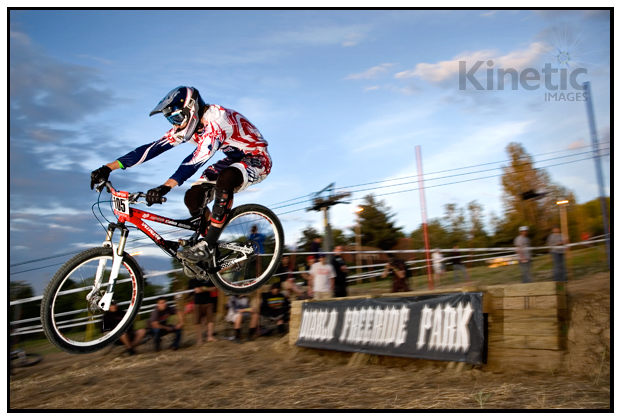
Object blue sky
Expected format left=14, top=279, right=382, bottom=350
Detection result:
left=9, top=9, right=611, bottom=294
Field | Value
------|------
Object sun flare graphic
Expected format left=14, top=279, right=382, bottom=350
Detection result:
left=538, top=23, right=593, bottom=70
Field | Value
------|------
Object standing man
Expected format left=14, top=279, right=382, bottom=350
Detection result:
left=308, top=254, right=336, bottom=300
left=451, top=245, right=469, bottom=282
left=431, top=249, right=444, bottom=287
left=547, top=225, right=567, bottom=282
left=310, top=237, right=322, bottom=263
left=331, top=246, right=349, bottom=297
left=188, top=278, right=217, bottom=345
left=514, top=226, right=533, bottom=283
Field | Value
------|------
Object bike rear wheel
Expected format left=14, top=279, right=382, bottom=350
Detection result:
left=40, top=247, right=144, bottom=354
left=210, top=204, right=284, bottom=294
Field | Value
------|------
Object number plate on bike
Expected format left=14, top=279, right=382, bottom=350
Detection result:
left=111, top=190, right=130, bottom=217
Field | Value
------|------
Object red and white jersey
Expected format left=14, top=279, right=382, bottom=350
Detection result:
left=118, top=104, right=272, bottom=186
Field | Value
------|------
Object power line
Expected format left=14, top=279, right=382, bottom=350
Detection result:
left=267, top=142, right=609, bottom=208
left=10, top=147, right=609, bottom=274
left=271, top=147, right=609, bottom=211
left=275, top=153, right=610, bottom=217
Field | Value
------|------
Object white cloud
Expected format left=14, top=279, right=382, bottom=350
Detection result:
left=395, top=43, right=545, bottom=84
left=345, top=63, right=396, bottom=80
left=263, top=23, right=371, bottom=47
left=343, top=32, right=364, bottom=47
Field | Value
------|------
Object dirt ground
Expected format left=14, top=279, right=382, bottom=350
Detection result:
left=9, top=273, right=610, bottom=410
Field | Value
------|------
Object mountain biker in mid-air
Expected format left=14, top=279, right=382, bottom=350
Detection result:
left=90, top=86, right=272, bottom=269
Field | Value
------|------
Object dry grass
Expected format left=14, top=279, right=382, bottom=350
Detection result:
left=10, top=333, right=610, bottom=410
left=10, top=272, right=610, bottom=411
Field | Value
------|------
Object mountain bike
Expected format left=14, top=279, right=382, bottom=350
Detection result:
left=40, top=181, right=284, bottom=354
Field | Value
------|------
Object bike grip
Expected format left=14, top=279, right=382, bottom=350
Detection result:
left=161, top=197, right=167, bottom=203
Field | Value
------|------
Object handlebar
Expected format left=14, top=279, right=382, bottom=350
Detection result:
left=97, top=180, right=167, bottom=204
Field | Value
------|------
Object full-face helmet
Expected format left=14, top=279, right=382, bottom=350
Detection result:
left=149, top=86, right=206, bottom=141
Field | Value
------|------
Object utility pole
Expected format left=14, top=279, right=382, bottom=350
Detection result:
left=584, top=82, right=610, bottom=270
left=307, top=183, right=351, bottom=263
left=416, top=146, right=434, bottom=290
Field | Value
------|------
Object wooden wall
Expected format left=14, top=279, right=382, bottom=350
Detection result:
left=289, top=282, right=568, bottom=373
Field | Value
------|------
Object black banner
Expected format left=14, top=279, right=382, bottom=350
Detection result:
left=295, top=293, right=485, bottom=364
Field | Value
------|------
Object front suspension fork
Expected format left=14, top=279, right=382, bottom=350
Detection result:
left=87, top=223, right=129, bottom=312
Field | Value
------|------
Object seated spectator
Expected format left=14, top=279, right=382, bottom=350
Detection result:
left=188, top=278, right=217, bottom=345
left=261, top=283, right=291, bottom=335
left=275, top=255, right=306, bottom=300
left=148, top=297, right=183, bottom=351
left=225, top=294, right=258, bottom=342
left=102, top=300, right=147, bottom=356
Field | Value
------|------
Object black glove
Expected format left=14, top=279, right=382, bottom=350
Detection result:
left=90, top=165, right=112, bottom=190
left=146, top=185, right=171, bottom=206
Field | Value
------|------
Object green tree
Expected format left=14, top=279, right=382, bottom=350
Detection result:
left=443, top=203, right=467, bottom=245
left=356, top=194, right=404, bottom=250
left=332, top=228, right=354, bottom=248
left=575, top=197, right=611, bottom=237
left=296, top=226, right=322, bottom=252
left=499, top=142, right=577, bottom=245
left=410, top=218, right=449, bottom=250
left=467, top=200, right=490, bottom=248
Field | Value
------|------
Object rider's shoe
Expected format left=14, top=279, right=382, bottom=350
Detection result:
left=177, top=240, right=218, bottom=269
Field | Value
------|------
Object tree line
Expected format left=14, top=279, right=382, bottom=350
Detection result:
left=298, top=142, right=610, bottom=252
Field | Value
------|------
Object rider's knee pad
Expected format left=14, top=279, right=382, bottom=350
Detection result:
left=216, top=167, right=244, bottom=191
left=184, top=184, right=215, bottom=217
left=210, top=188, right=233, bottom=224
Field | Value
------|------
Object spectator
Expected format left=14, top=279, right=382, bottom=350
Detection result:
left=308, top=253, right=335, bottom=300
left=249, top=224, right=266, bottom=255
left=299, top=256, right=315, bottom=285
left=331, top=246, right=349, bottom=297
left=514, top=226, right=533, bottom=283
left=451, top=245, right=469, bottom=282
left=261, top=283, right=291, bottom=335
left=431, top=249, right=444, bottom=287
left=310, top=237, right=322, bottom=262
left=148, top=297, right=183, bottom=351
left=381, top=253, right=410, bottom=293
left=102, top=300, right=147, bottom=356
left=225, top=294, right=258, bottom=342
left=547, top=225, right=567, bottom=282
left=188, top=278, right=217, bottom=345
left=276, top=255, right=306, bottom=300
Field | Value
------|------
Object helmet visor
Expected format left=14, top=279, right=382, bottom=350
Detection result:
left=165, top=110, right=186, bottom=126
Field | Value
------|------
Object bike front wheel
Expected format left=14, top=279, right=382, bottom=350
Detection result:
left=40, top=247, right=144, bottom=354
left=210, top=204, right=285, bottom=294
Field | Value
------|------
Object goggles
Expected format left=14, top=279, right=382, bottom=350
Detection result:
left=165, top=109, right=186, bottom=126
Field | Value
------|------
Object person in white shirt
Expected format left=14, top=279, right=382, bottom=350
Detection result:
left=308, top=254, right=336, bottom=300
left=431, top=249, right=444, bottom=287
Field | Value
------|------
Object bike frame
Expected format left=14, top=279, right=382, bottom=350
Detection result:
left=92, top=185, right=200, bottom=312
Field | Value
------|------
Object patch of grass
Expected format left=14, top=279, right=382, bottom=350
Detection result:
left=348, top=245, right=608, bottom=294
left=472, top=390, right=492, bottom=408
